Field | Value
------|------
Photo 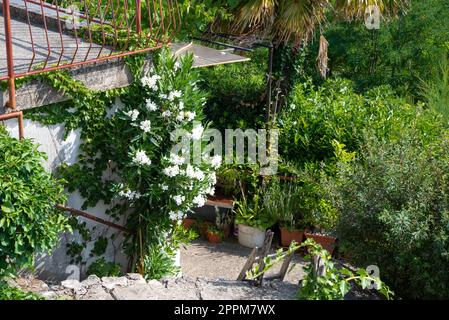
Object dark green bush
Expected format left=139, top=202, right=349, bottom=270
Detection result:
left=199, top=48, right=267, bottom=131
left=302, top=0, right=449, bottom=99
left=0, top=126, right=70, bottom=278
left=325, top=127, right=449, bottom=299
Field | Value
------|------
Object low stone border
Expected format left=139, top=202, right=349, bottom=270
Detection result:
left=10, top=274, right=299, bottom=300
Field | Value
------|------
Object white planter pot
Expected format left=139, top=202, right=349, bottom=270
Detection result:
left=237, top=224, right=266, bottom=248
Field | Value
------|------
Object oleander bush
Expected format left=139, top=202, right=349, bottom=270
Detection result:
left=0, top=126, right=69, bottom=278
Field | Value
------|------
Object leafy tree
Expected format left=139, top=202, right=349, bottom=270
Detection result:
left=0, top=126, right=70, bottom=278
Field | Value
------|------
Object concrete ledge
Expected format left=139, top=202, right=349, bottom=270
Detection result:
left=0, top=57, right=151, bottom=114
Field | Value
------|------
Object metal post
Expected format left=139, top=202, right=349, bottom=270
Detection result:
left=2, top=0, right=16, bottom=109
left=265, top=43, right=274, bottom=127
left=136, top=0, right=142, bottom=34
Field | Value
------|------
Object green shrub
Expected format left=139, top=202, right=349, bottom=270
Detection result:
left=0, top=282, right=43, bottom=300
left=279, top=78, right=440, bottom=166
left=86, top=257, right=121, bottom=278
left=234, top=188, right=276, bottom=230
left=420, top=53, right=449, bottom=124
left=325, top=127, right=449, bottom=299
left=0, top=126, right=70, bottom=278
left=200, top=48, right=267, bottom=131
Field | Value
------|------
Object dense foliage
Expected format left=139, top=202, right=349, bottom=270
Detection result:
left=199, top=48, right=268, bottom=131
left=278, top=79, right=435, bottom=166
left=324, top=125, right=449, bottom=299
left=28, top=50, right=218, bottom=278
left=298, top=239, right=393, bottom=300
left=304, top=0, right=449, bottom=99
left=0, top=126, right=69, bottom=278
left=0, top=283, right=43, bottom=300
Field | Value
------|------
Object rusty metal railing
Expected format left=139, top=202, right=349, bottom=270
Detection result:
left=1, top=0, right=180, bottom=110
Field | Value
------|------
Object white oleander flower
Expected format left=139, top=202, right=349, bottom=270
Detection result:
left=141, top=74, right=160, bottom=90
left=191, top=124, right=204, bottom=140
left=160, top=93, right=168, bottom=100
left=193, top=195, right=206, bottom=207
left=145, top=99, right=157, bottom=111
left=176, top=111, right=185, bottom=122
left=139, top=120, right=151, bottom=133
left=205, top=186, right=215, bottom=196
left=184, top=111, right=195, bottom=121
left=169, top=153, right=185, bottom=165
left=185, top=164, right=195, bottom=179
left=172, top=195, right=185, bottom=206
left=133, top=150, right=151, bottom=166
left=209, top=172, right=217, bottom=185
left=161, top=184, right=169, bottom=191
left=173, top=90, right=182, bottom=98
left=178, top=101, right=185, bottom=110
left=169, top=210, right=184, bottom=221
left=162, top=110, right=172, bottom=118
left=118, top=189, right=141, bottom=200
left=174, top=61, right=181, bottom=70
left=125, top=109, right=139, bottom=121
left=194, top=168, right=205, bottom=180
left=163, top=165, right=180, bottom=177
left=210, top=155, right=222, bottom=169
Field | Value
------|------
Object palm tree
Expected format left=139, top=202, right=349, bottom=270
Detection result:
left=214, top=0, right=409, bottom=119
left=229, top=0, right=409, bottom=46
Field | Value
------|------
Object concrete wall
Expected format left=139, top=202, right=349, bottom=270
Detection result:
left=2, top=116, right=128, bottom=282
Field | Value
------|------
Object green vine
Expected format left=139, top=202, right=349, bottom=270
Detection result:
left=16, top=54, right=148, bottom=275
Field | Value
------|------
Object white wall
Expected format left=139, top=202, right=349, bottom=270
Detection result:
left=3, top=117, right=127, bottom=281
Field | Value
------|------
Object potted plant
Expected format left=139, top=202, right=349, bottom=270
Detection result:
left=234, top=190, right=275, bottom=248
left=304, top=199, right=338, bottom=255
left=206, top=225, right=224, bottom=244
left=264, top=182, right=305, bottom=247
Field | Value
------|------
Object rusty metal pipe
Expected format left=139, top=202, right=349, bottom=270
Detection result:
left=136, top=0, right=142, bottom=34
left=56, top=204, right=131, bottom=234
left=0, top=111, right=24, bottom=139
left=2, top=0, right=16, bottom=109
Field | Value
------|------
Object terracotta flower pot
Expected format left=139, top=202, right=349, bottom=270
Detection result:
left=207, top=231, right=222, bottom=244
left=182, top=218, right=196, bottom=230
left=200, top=221, right=213, bottom=238
left=280, top=227, right=304, bottom=247
left=305, top=232, right=337, bottom=255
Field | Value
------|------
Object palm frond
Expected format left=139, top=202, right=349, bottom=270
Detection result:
left=272, top=0, right=329, bottom=45
left=231, top=0, right=278, bottom=34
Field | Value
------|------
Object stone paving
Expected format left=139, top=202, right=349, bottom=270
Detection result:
left=11, top=273, right=298, bottom=300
